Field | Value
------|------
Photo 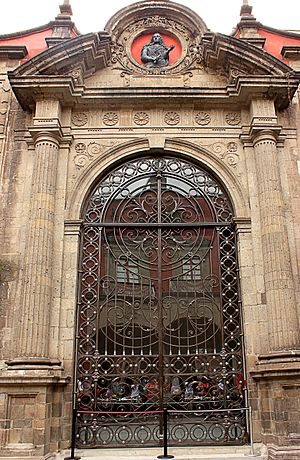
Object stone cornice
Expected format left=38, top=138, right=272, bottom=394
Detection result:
left=9, top=75, right=300, bottom=111
left=0, top=45, right=28, bottom=59
left=202, top=32, right=294, bottom=77
left=251, top=351, right=300, bottom=380
left=10, top=32, right=111, bottom=78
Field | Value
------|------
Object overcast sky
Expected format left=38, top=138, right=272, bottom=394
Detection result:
left=1, top=0, right=299, bottom=36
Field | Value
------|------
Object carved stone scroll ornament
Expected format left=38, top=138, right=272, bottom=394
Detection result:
left=197, top=141, right=240, bottom=169
left=111, top=16, right=203, bottom=76
left=141, top=33, right=175, bottom=68
left=73, top=141, right=119, bottom=169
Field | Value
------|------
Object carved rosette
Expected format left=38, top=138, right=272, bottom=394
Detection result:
left=72, top=112, right=88, bottom=126
left=164, top=111, right=180, bottom=126
left=103, top=112, right=119, bottom=126
left=133, top=112, right=150, bottom=126
left=111, top=15, right=203, bottom=76
left=195, top=112, right=211, bottom=126
left=225, top=112, right=241, bottom=126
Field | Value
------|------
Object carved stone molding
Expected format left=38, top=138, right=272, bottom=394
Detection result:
left=72, top=112, right=88, bottom=127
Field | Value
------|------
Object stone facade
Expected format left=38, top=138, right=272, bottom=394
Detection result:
left=0, top=1, right=299, bottom=459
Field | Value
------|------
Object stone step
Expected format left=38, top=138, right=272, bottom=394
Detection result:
left=59, top=445, right=266, bottom=460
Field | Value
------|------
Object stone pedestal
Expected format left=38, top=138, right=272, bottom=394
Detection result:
left=0, top=370, right=70, bottom=460
left=251, top=353, right=300, bottom=459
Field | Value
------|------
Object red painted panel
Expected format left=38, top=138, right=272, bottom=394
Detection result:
left=131, top=33, right=182, bottom=66
left=0, top=28, right=53, bottom=61
left=258, top=28, right=300, bottom=61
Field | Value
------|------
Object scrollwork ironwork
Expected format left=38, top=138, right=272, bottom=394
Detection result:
left=76, top=156, right=246, bottom=448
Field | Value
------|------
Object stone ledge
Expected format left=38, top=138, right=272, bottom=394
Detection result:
left=268, top=444, right=300, bottom=459
left=250, top=351, right=300, bottom=379
left=0, top=368, right=70, bottom=386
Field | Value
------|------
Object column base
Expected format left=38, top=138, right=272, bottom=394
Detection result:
left=6, top=356, right=62, bottom=370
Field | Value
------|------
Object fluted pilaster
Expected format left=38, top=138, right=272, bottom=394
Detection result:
left=9, top=132, right=61, bottom=366
left=252, top=129, right=300, bottom=350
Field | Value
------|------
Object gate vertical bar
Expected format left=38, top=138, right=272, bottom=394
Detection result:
left=157, top=167, right=164, bottom=443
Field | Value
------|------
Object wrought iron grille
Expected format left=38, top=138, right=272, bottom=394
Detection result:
left=76, top=157, right=247, bottom=448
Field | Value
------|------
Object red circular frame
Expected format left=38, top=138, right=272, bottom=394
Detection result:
left=131, top=33, right=182, bottom=67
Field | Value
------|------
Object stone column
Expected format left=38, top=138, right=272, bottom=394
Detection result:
left=251, top=127, right=300, bottom=351
left=9, top=128, right=62, bottom=366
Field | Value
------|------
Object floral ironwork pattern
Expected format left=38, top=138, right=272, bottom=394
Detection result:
left=76, top=157, right=246, bottom=448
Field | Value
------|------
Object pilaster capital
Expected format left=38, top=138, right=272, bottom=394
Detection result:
left=29, top=125, right=64, bottom=147
left=240, top=125, right=285, bottom=147
left=232, top=217, right=251, bottom=234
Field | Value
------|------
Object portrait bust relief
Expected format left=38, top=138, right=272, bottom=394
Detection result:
left=141, top=33, right=175, bottom=68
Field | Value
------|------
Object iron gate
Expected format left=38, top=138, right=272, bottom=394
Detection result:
left=75, top=157, right=247, bottom=447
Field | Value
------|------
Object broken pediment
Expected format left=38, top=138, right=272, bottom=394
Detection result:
left=8, top=0, right=299, bottom=110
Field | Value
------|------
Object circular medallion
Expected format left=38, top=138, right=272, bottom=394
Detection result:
left=131, top=33, right=182, bottom=67
left=72, top=112, right=88, bottom=126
